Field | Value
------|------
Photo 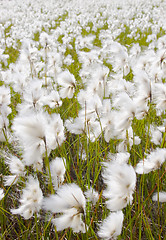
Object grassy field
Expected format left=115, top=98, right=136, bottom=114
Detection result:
left=0, top=0, right=166, bottom=239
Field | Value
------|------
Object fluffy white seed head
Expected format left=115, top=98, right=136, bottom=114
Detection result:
left=85, top=186, right=99, bottom=204
left=152, top=192, right=166, bottom=203
left=4, top=175, right=19, bottom=186
left=0, top=188, right=4, bottom=200
left=5, top=155, right=25, bottom=175
left=11, top=176, right=43, bottom=219
left=57, top=70, right=76, bottom=99
left=47, top=113, right=65, bottom=150
left=98, top=211, right=124, bottom=240
left=43, top=183, right=86, bottom=213
left=52, top=208, right=86, bottom=233
left=107, top=152, right=130, bottom=164
left=135, top=148, right=166, bottom=174
left=103, top=162, right=136, bottom=211
left=50, top=157, right=66, bottom=189
left=12, top=111, right=48, bottom=150
left=43, top=183, right=86, bottom=233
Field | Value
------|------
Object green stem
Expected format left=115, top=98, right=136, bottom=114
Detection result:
left=45, top=145, right=53, bottom=194
left=35, top=213, right=39, bottom=240
left=160, top=126, right=166, bottom=148
left=129, top=203, right=133, bottom=240
left=139, top=173, right=145, bottom=240
left=54, top=226, right=59, bottom=240
left=126, top=129, right=130, bottom=156
left=157, top=169, right=160, bottom=235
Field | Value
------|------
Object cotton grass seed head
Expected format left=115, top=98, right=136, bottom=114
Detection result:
left=0, top=188, right=4, bottom=201
left=135, top=148, right=166, bottom=174
left=102, top=162, right=136, bottom=211
left=98, top=211, right=124, bottom=240
left=152, top=192, right=166, bottom=203
left=50, top=157, right=66, bottom=190
left=11, top=176, right=43, bottom=219
left=43, top=183, right=86, bottom=233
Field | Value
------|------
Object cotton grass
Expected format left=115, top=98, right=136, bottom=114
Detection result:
left=0, top=0, right=166, bottom=239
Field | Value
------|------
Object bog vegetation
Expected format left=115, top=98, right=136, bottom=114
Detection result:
left=0, top=0, right=166, bottom=239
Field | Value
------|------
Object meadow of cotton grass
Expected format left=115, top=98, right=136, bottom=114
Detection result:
left=0, top=0, right=166, bottom=239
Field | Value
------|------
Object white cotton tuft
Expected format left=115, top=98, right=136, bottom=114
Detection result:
left=3, top=153, right=25, bottom=186
left=135, top=148, right=166, bottom=174
left=0, top=188, right=4, bottom=200
left=5, top=155, right=25, bottom=175
left=107, top=152, right=130, bottom=164
left=57, top=70, right=76, bottom=99
left=4, top=175, right=18, bottom=186
left=52, top=208, right=85, bottom=233
left=152, top=192, right=166, bottom=203
left=102, top=162, right=136, bottom=211
left=85, top=186, right=99, bottom=204
left=47, top=113, right=65, bottom=150
left=50, top=157, right=66, bottom=190
left=43, top=183, right=86, bottom=213
left=150, top=125, right=162, bottom=145
left=98, top=211, right=124, bottom=240
left=43, top=183, right=86, bottom=233
left=11, top=176, right=43, bottom=219
left=12, top=111, right=48, bottom=152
